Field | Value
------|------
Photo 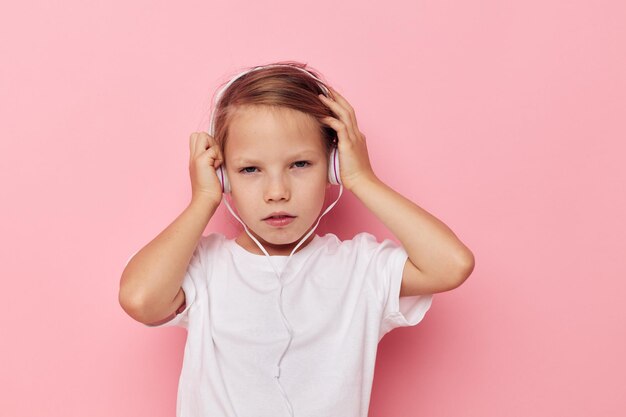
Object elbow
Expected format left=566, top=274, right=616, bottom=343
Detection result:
left=447, top=250, right=475, bottom=290
left=118, top=274, right=146, bottom=322
left=119, top=291, right=155, bottom=324
left=119, top=287, right=142, bottom=321
left=449, top=250, right=475, bottom=290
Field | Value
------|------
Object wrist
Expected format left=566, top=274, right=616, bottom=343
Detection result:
left=348, top=172, right=380, bottom=195
left=190, top=192, right=221, bottom=211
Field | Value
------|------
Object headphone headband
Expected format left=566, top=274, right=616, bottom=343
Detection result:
left=209, top=64, right=330, bottom=136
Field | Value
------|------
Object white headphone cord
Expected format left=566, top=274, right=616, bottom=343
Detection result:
left=221, top=184, right=343, bottom=416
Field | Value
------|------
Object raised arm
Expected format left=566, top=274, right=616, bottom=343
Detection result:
left=318, top=87, right=474, bottom=296
left=119, top=131, right=225, bottom=325
left=118, top=196, right=219, bottom=325
left=351, top=175, right=474, bottom=294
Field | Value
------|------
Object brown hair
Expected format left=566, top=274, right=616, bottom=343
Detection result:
left=211, top=60, right=338, bottom=163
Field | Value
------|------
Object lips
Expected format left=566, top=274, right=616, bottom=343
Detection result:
left=263, top=215, right=296, bottom=227
left=263, top=211, right=295, bottom=220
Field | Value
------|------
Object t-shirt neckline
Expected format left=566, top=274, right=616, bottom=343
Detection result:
left=225, top=234, right=322, bottom=268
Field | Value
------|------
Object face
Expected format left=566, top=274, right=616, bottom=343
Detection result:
left=224, top=105, right=329, bottom=256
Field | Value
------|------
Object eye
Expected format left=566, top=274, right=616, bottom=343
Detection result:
left=238, top=161, right=311, bottom=175
left=239, top=166, right=258, bottom=174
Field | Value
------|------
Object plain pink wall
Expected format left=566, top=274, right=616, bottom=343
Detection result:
left=1, top=0, right=624, bottom=416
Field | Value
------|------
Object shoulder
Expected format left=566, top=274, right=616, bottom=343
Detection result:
left=320, top=231, right=376, bottom=244
left=199, top=231, right=228, bottom=245
left=319, top=232, right=400, bottom=255
left=195, top=232, right=229, bottom=256
left=342, top=232, right=398, bottom=250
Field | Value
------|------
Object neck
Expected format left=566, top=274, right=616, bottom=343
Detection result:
left=235, top=231, right=316, bottom=256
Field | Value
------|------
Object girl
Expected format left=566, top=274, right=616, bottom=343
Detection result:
left=119, top=61, right=474, bottom=417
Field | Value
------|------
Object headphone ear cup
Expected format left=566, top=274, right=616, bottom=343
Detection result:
left=327, top=147, right=341, bottom=185
left=216, top=165, right=231, bottom=194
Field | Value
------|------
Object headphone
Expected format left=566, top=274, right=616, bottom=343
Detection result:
left=206, top=63, right=344, bottom=417
left=208, top=64, right=342, bottom=194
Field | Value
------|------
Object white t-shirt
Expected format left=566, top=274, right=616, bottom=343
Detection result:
left=145, top=232, right=433, bottom=417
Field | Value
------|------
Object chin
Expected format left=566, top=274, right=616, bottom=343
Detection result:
left=262, top=226, right=313, bottom=247
left=241, top=224, right=292, bottom=244
left=262, top=233, right=303, bottom=247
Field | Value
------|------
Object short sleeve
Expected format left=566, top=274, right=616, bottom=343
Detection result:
left=139, top=236, right=210, bottom=330
left=354, top=233, right=434, bottom=340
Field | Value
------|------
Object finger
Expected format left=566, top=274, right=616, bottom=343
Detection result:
left=327, top=86, right=354, bottom=113
left=327, top=87, right=360, bottom=134
left=199, top=133, right=224, bottom=168
left=205, top=132, right=218, bottom=150
left=189, top=132, right=200, bottom=164
left=201, top=132, right=220, bottom=151
left=204, top=133, right=224, bottom=166
left=203, top=147, right=219, bottom=169
left=319, top=95, right=358, bottom=142
left=328, top=87, right=356, bottom=118
left=321, top=116, right=351, bottom=145
left=206, top=143, right=224, bottom=168
left=194, top=132, right=210, bottom=158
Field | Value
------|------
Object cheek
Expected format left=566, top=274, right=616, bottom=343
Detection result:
left=310, top=183, right=330, bottom=208
left=230, top=189, right=256, bottom=212
left=297, top=178, right=326, bottom=198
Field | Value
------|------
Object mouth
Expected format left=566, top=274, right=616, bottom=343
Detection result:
left=262, top=212, right=295, bottom=220
left=263, top=215, right=296, bottom=227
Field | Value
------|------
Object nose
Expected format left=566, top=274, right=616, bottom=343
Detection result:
left=264, top=173, right=290, bottom=202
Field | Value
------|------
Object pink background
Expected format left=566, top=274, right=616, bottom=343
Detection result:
left=1, top=0, right=624, bottom=416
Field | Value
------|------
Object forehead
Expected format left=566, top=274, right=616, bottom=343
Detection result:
left=226, top=105, right=324, bottom=156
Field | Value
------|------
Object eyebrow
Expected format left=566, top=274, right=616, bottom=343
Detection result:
left=233, top=150, right=321, bottom=165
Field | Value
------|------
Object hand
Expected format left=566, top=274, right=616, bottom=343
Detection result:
left=188, top=132, right=224, bottom=206
left=318, top=86, right=377, bottom=191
